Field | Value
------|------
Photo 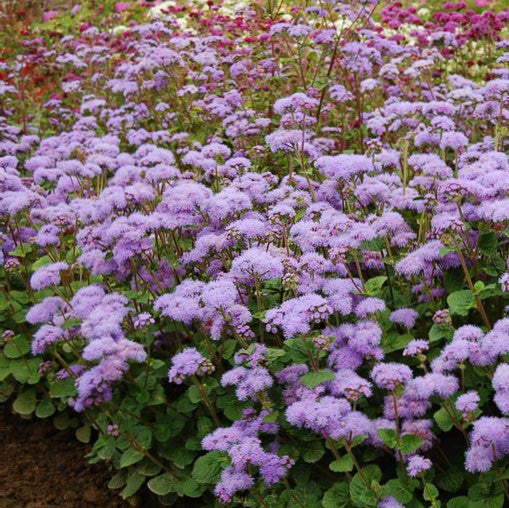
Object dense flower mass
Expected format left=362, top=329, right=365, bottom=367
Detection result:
left=2, top=0, right=509, bottom=506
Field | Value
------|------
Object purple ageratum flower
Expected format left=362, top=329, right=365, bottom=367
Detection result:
left=273, top=92, right=319, bottom=115
left=30, top=262, right=68, bottom=290
left=406, top=455, right=432, bottom=477
left=432, top=309, right=452, bottom=325
left=355, top=297, right=386, bottom=318
left=264, top=294, right=332, bottom=339
left=371, top=363, right=412, bottom=391
left=221, top=366, right=273, bottom=401
left=132, top=312, right=155, bottom=328
left=476, top=318, right=509, bottom=366
left=390, top=308, right=418, bottom=329
left=230, top=247, right=283, bottom=285
left=72, top=340, right=146, bottom=412
left=329, top=369, right=372, bottom=402
left=32, top=324, right=67, bottom=355
left=403, top=340, right=429, bottom=356
left=456, top=391, right=480, bottom=418
left=286, top=396, right=351, bottom=438
left=214, top=467, right=254, bottom=503
left=499, top=273, right=509, bottom=292
left=234, top=344, right=268, bottom=368
left=378, top=497, right=404, bottom=508
left=493, top=364, right=509, bottom=414
left=155, top=280, right=204, bottom=325
left=395, top=240, right=443, bottom=279
left=405, top=373, right=459, bottom=400
left=202, top=427, right=245, bottom=452
left=168, top=348, right=214, bottom=384
left=26, top=296, right=69, bottom=324
left=465, top=417, right=509, bottom=473
left=439, top=131, right=468, bottom=151
left=315, top=154, right=373, bottom=180
left=275, top=364, right=309, bottom=384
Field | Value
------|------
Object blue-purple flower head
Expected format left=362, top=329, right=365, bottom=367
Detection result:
left=30, top=262, right=68, bottom=290
left=406, top=455, right=432, bottom=477
left=371, top=362, right=412, bottom=391
left=390, top=308, right=418, bottom=329
left=168, top=347, right=214, bottom=384
left=456, top=391, right=480, bottom=418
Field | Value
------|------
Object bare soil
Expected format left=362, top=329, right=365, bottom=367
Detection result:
left=0, top=406, right=129, bottom=508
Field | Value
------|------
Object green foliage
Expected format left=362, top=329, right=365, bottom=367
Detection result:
left=300, top=370, right=336, bottom=389
left=447, top=290, right=476, bottom=316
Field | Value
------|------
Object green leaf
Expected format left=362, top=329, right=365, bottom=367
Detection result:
left=382, top=333, right=413, bottom=354
left=53, top=412, right=71, bottom=430
left=423, top=483, right=438, bottom=502
left=76, top=426, right=91, bottom=443
left=35, top=396, right=55, bottom=418
left=447, top=496, right=468, bottom=508
left=61, top=317, right=81, bottom=330
left=468, top=479, right=505, bottom=508
left=447, top=290, right=476, bottom=316
left=9, top=290, right=30, bottom=304
left=448, top=497, right=469, bottom=508
left=437, top=467, right=464, bottom=493
left=351, top=434, right=368, bottom=447
left=10, top=358, right=41, bottom=383
left=179, top=478, right=205, bottom=498
left=285, top=337, right=314, bottom=363
left=13, top=388, right=36, bottom=415
left=300, top=370, right=335, bottom=389
left=322, top=482, right=351, bottom=508
left=187, top=385, right=202, bottom=404
left=295, top=208, right=307, bottom=221
left=164, top=445, right=196, bottom=468
left=121, top=471, right=145, bottom=498
left=302, top=440, right=325, bottom=463
left=108, top=472, right=127, bottom=490
left=364, top=276, right=387, bottom=296
left=120, top=448, right=144, bottom=468
left=49, top=378, right=76, bottom=398
left=192, top=451, right=228, bottom=484
left=349, top=465, right=380, bottom=507
left=429, top=324, right=453, bottom=343
left=377, top=428, right=397, bottom=449
left=478, top=232, right=498, bottom=256
left=380, top=479, right=414, bottom=504
left=398, top=434, right=423, bottom=455
left=263, top=411, right=279, bottom=424
left=440, top=246, right=456, bottom=257
left=137, top=460, right=161, bottom=477
left=31, top=255, right=52, bottom=271
left=361, top=237, right=385, bottom=252
left=4, top=336, right=30, bottom=358
left=148, top=474, right=177, bottom=496
left=434, top=407, right=455, bottom=432
left=96, top=436, right=116, bottom=460
left=9, top=243, right=32, bottom=258
left=132, top=426, right=152, bottom=450
left=329, top=456, right=353, bottom=473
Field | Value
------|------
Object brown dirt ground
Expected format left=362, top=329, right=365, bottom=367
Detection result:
left=0, top=406, right=129, bottom=508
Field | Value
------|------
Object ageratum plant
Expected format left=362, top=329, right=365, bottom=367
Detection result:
left=1, top=0, right=509, bottom=506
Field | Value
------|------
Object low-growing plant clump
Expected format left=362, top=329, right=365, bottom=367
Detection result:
left=2, top=0, right=509, bottom=506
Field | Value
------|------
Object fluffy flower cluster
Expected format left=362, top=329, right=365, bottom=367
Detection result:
left=2, top=0, right=509, bottom=505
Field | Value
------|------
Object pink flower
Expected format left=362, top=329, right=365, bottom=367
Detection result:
left=475, top=0, right=489, bottom=5
left=115, top=2, right=131, bottom=12
left=43, top=10, right=59, bottom=22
